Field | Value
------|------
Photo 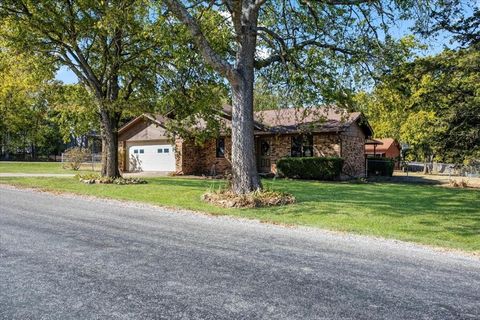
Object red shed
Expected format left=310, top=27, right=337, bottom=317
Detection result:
left=365, top=138, right=401, bottom=159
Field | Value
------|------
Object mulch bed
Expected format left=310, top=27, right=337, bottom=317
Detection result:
left=202, top=190, right=295, bottom=208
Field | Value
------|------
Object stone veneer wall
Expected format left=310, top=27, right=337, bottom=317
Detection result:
left=339, top=123, right=366, bottom=177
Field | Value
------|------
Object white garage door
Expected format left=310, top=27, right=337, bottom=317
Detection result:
left=128, top=144, right=176, bottom=172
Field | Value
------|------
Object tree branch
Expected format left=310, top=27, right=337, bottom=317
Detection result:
left=163, top=0, right=237, bottom=81
left=255, top=31, right=359, bottom=69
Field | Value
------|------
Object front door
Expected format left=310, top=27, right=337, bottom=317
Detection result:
left=256, top=137, right=271, bottom=173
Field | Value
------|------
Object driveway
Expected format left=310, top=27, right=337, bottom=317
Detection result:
left=0, top=186, right=479, bottom=320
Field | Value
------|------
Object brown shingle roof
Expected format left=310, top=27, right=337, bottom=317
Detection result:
left=253, top=107, right=362, bottom=133
left=120, top=106, right=373, bottom=137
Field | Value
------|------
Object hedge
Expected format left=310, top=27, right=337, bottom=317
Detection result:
left=276, top=157, right=344, bottom=180
left=367, top=157, right=395, bottom=177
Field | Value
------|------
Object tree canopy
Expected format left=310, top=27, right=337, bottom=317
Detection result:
left=355, top=46, right=480, bottom=164
left=0, top=44, right=63, bottom=159
left=163, top=0, right=421, bottom=193
left=0, top=0, right=172, bottom=176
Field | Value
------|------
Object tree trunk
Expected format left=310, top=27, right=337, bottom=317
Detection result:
left=163, top=0, right=263, bottom=194
left=423, top=161, right=429, bottom=174
left=228, top=14, right=262, bottom=194
left=230, top=77, right=262, bottom=194
left=99, top=109, right=121, bottom=178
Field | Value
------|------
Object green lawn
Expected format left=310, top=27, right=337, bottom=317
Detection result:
left=0, top=176, right=478, bottom=253
left=0, top=161, right=96, bottom=173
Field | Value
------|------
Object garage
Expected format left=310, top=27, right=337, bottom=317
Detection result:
left=128, top=144, right=176, bottom=172
left=118, top=115, right=178, bottom=172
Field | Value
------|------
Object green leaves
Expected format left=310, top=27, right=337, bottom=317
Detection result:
left=0, top=46, right=61, bottom=156
left=355, top=46, right=480, bottom=163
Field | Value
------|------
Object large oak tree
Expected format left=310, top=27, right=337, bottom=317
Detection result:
left=0, top=0, right=167, bottom=177
left=162, top=0, right=419, bottom=194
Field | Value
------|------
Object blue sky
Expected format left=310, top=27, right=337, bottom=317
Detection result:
left=56, top=66, right=77, bottom=84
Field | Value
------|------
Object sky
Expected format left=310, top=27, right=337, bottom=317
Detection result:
left=56, top=66, right=77, bottom=84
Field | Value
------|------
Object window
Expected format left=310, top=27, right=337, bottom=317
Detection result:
left=139, top=149, right=144, bottom=154
left=291, top=135, right=313, bottom=157
left=134, top=149, right=139, bottom=154
left=260, top=140, right=270, bottom=156
left=216, top=138, right=225, bottom=158
left=163, top=148, right=169, bottom=153
left=157, top=149, right=163, bottom=153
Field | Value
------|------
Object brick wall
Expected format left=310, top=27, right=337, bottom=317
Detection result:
left=175, top=137, right=232, bottom=175
left=313, top=134, right=341, bottom=157
left=176, top=129, right=366, bottom=178
left=196, top=138, right=232, bottom=175
left=267, top=134, right=341, bottom=173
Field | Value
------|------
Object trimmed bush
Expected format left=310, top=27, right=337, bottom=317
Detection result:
left=276, top=157, right=344, bottom=180
left=367, top=157, right=394, bottom=177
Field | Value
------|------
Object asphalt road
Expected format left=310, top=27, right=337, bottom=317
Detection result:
left=0, top=186, right=479, bottom=320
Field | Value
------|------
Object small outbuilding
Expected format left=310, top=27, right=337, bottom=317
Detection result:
left=364, top=138, right=401, bottom=159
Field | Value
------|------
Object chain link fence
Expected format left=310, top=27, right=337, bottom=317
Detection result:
left=402, top=161, right=480, bottom=177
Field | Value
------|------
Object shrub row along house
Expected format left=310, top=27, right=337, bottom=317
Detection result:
left=118, top=106, right=374, bottom=178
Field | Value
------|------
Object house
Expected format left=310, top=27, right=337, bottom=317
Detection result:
left=364, top=138, right=401, bottom=159
left=118, top=106, right=374, bottom=178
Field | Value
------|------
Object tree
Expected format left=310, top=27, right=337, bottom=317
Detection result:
left=417, top=0, right=479, bottom=48
left=0, top=0, right=167, bottom=177
left=50, top=84, right=98, bottom=147
left=400, top=111, right=445, bottom=173
left=355, top=46, right=480, bottom=164
left=0, top=44, right=62, bottom=160
left=163, top=0, right=418, bottom=194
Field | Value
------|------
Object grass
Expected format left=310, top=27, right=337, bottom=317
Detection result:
left=0, top=161, right=97, bottom=173
left=0, top=176, right=479, bottom=253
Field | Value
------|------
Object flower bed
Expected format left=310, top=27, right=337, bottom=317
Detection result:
left=202, top=189, right=295, bottom=208
left=75, top=174, right=147, bottom=185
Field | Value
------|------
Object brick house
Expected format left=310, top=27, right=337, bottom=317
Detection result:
left=118, top=106, right=374, bottom=178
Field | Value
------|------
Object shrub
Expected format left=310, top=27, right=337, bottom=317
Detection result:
left=367, top=157, right=394, bottom=177
left=63, top=147, right=91, bottom=170
left=276, top=157, right=344, bottom=180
